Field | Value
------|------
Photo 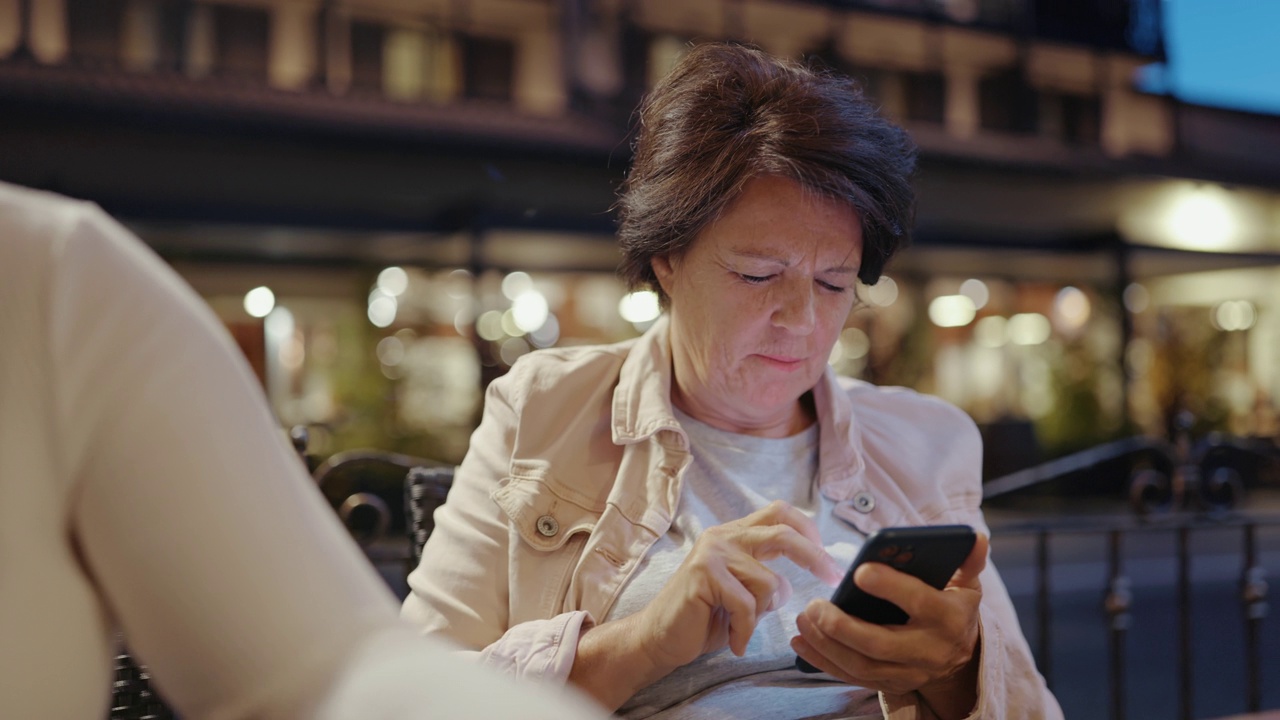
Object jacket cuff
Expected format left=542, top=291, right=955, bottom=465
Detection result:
left=478, top=611, right=594, bottom=685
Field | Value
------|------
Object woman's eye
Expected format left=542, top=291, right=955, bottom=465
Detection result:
left=739, top=273, right=773, bottom=285
left=818, top=280, right=850, bottom=293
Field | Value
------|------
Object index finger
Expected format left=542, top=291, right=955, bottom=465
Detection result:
left=736, top=522, right=844, bottom=586
left=743, top=500, right=825, bottom=548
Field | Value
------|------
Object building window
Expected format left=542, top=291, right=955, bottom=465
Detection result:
left=843, top=62, right=887, bottom=103
left=213, top=4, right=268, bottom=81
left=348, top=20, right=385, bottom=94
left=1041, top=92, right=1101, bottom=146
left=979, top=67, right=1038, bottom=134
left=461, top=35, right=514, bottom=102
left=67, top=0, right=128, bottom=68
left=903, top=70, right=945, bottom=124
left=808, top=43, right=886, bottom=103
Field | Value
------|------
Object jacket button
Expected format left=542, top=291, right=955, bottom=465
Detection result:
left=852, top=492, right=875, bottom=513
left=535, top=515, right=560, bottom=537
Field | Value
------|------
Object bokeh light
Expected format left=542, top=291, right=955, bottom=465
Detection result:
left=928, top=295, right=977, bottom=328
left=244, top=286, right=275, bottom=318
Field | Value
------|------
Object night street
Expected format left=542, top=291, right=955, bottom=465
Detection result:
left=990, top=501, right=1280, bottom=719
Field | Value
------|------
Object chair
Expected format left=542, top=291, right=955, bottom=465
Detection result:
left=109, top=648, right=176, bottom=720
left=403, top=466, right=456, bottom=565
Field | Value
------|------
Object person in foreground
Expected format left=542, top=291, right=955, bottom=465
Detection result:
left=402, top=42, right=1062, bottom=720
left=0, top=179, right=605, bottom=720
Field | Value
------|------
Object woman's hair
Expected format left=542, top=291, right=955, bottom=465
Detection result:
left=617, top=42, right=917, bottom=303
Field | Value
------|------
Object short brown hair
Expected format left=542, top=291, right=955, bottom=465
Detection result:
left=617, top=42, right=916, bottom=302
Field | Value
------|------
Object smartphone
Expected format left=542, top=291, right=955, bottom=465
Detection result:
left=795, top=524, right=976, bottom=673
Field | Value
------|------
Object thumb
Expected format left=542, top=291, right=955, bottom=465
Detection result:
left=949, top=532, right=988, bottom=590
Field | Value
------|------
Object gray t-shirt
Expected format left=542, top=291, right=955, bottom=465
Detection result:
left=608, top=408, right=881, bottom=719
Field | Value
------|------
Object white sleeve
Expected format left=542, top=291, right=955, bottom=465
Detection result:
left=49, top=204, right=605, bottom=719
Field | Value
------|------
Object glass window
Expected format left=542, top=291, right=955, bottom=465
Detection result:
left=349, top=20, right=385, bottom=94
left=979, top=67, right=1038, bottom=134
left=903, top=69, right=945, bottom=124
left=68, top=0, right=128, bottom=68
left=213, top=4, right=269, bottom=81
left=461, top=34, right=514, bottom=102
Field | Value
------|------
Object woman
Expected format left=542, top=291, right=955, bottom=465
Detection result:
left=0, top=180, right=603, bottom=720
left=402, top=43, right=1061, bottom=719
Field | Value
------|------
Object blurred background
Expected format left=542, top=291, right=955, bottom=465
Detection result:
left=2, top=0, right=1276, bottom=473
left=5, top=2, right=1280, bottom=718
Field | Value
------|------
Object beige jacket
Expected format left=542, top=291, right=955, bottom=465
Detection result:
left=402, top=316, right=1062, bottom=719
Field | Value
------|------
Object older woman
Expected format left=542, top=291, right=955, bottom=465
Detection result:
left=402, top=43, right=1061, bottom=720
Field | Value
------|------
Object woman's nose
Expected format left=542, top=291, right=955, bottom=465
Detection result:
left=771, top=280, right=816, bottom=334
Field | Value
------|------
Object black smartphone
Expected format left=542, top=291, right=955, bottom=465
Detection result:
left=795, top=524, right=977, bottom=673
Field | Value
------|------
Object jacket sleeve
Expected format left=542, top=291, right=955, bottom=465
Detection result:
left=880, top=408, right=1063, bottom=720
left=400, top=364, right=593, bottom=685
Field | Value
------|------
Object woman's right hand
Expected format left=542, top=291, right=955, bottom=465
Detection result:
left=569, top=500, right=843, bottom=709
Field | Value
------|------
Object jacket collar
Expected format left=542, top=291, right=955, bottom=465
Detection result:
left=611, top=314, right=866, bottom=500
left=611, top=314, right=684, bottom=446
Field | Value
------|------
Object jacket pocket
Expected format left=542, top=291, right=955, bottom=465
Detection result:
left=491, top=459, right=603, bottom=552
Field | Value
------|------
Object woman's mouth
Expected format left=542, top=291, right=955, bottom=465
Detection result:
left=756, top=354, right=806, bottom=370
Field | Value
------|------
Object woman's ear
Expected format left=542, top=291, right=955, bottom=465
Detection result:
left=651, top=254, right=675, bottom=295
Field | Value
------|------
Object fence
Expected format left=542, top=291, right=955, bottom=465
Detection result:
left=989, top=515, right=1276, bottom=719
left=985, top=423, right=1279, bottom=719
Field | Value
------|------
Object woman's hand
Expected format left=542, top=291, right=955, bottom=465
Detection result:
left=570, top=500, right=843, bottom=709
left=790, top=533, right=989, bottom=720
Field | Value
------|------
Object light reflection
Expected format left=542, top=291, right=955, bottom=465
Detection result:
left=445, top=268, right=473, bottom=299
left=618, top=291, right=661, bottom=323
left=928, top=295, right=976, bottom=328
left=1053, top=287, right=1091, bottom=333
left=280, top=330, right=305, bottom=371
left=975, top=316, right=1007, bottom=348
left=367, top=294, right=397, bottom=328
left=264, top=305, right=294, bottom=340
left=476, top=310, right=504, bottom=341
left=1008, top=313, right=1051, bottom=345
left=1213, top=300, right=1256, bottom=331
left=453, top=307, right=474, bottom=337
left=512, top=290, right=549, bottom=333
left=1123, top=283, right=1150, bottom=313
left=501, top=271, right=534, bottom=300
left=1164, top=185, right=1237, bottom=250
left=244, top=286, right=275, bottom=318
left=377, top=266, right=409, bottom=297
left=500, top=309, right=525, bottom=338
left=863, top=276, right=899, bottom=307
left=840, top=327, right=870, bottom=359
left=377, top=336, right=406, bottom=366
left=499, top=337, right=530, bottom=365
left=528, top=314, right=560, bottom=348
left=959, top=279, right=989, bottom=310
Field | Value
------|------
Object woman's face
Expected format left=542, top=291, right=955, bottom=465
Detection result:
left=653, top=175, right=863, bottom=437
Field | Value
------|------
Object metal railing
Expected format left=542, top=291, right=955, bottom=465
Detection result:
left=985, top=423, right=1279, bottom=719
left=990, top=516, right=1275, bottom=719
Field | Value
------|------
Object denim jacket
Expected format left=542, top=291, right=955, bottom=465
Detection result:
left=402, top=316, right=1062, bottom=720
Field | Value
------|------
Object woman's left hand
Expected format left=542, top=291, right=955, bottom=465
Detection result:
left=791, top=533, right=989, bottom=720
